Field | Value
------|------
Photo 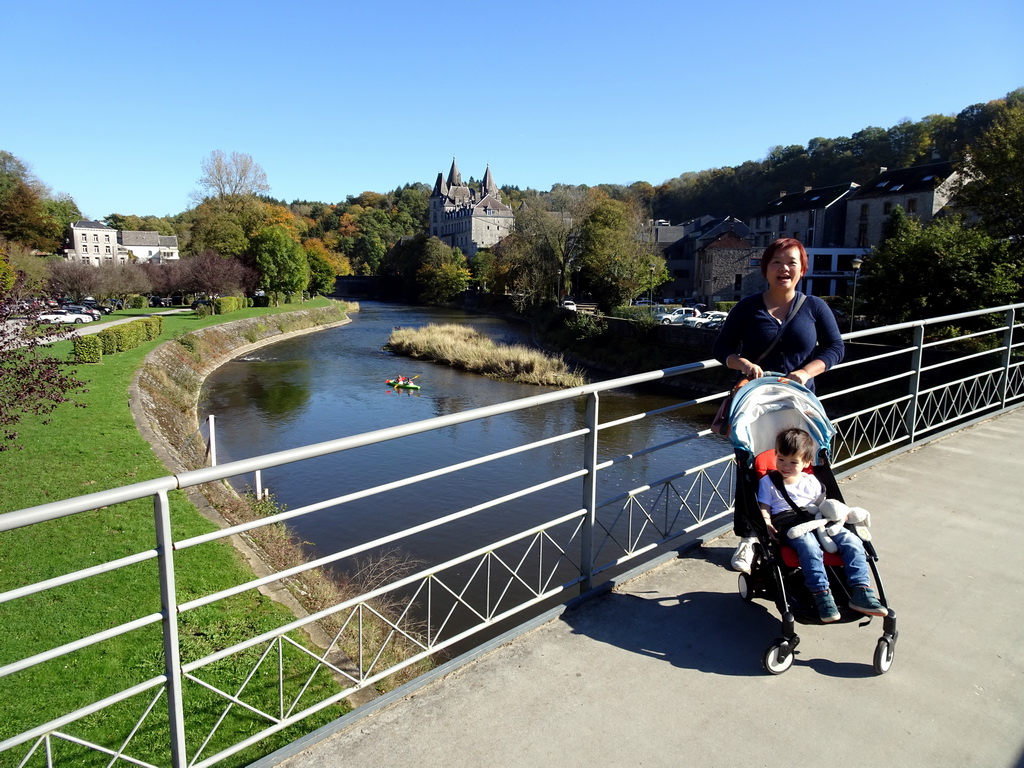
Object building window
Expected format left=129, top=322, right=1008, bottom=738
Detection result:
left=105, top=246, right=111, bottom=254
left=857, top=223, right=868, bottom=248
left=793, top=231, right=800, bottom=242
left=734, top=274, right=742, bottom=291
left=883, top=202, right=892, bottom=214
left=93, top=234, right=99, bottom=241
left=907, top=198, right=917, bottom=214
left=80, top=233, right=87, bottom=241
left=105, top=234, right=110, bottom=242
left=94, top=245, right=100, bottom=253
left=859, top=204, right=869, bottom=220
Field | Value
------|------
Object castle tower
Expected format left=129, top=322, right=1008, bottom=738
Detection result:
left=428, top=157, right=513, bottom=257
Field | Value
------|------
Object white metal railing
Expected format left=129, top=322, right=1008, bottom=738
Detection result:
left=1, top=302, right=1021, bottom=767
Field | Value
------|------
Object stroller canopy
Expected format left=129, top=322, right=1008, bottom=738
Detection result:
left=727, top=375, right=836, bottom=464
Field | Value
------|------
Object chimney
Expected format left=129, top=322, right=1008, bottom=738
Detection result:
left=779, top=190, right=787, bottom=198
left=879, top=167, right=888, bottom=175
left=804, top=186, right=813, bottom=193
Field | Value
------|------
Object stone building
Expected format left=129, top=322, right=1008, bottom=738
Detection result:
left=65, top=220, right=179, bottom=265
left=749, top=182, right=859, bottom=249
left=658, top=215, right=755, bottom=303
left=691, top=228, right=761, bottom=305
left=65, top=220, right=125, bottom=265
left=428, top=158, right=514, bottom=257
left=843, top=160, right=959, bottom=248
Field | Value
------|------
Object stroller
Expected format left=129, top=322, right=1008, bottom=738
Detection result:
left=726, top=375, right=898, bottom=675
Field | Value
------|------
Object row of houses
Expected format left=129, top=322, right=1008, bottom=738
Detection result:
left=64, top=220, right=180, bottom=266
left=659, top=159, right=959, bottom=303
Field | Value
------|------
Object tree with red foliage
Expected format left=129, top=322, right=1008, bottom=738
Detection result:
left=1, top=243, right=87, bottom=450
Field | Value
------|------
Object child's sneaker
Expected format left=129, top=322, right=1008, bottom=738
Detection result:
left=849, top=586, right=887, bottom=617
left=813, top=590, right=840, bottom=622
left=730, top=537, right=756, bottom=574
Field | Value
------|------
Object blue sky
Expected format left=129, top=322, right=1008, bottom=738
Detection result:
left=7, top=0, right=1022, bottom=220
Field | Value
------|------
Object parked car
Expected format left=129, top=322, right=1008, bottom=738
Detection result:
left=149, top=296, right=172, bottom=308
left=654, top=306, right=702, bottom=325
left=701, top=310, right=729, bottom=329
left=63, top=304, right=102, bottom=322
left=80, top=298, right=113, bottom=314
left=561, top=300, right=577, bottom=311
left=38, top=309, right=93, bottom=324
left=633, top=298, right=655, bottom=306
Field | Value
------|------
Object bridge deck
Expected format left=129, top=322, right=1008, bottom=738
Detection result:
left=259, top=408, right=1024, bottom=768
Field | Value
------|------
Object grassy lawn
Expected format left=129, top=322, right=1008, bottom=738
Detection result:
left=0, top=298, right=351, bottom=767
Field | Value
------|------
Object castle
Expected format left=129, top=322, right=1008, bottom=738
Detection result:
left=428, top=157, right=513, bottom=257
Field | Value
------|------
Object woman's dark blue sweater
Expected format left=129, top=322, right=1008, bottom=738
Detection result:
left=711, top=292, right=844, bottom=391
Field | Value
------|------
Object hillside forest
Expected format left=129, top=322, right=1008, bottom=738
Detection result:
left=1, top=89, right=1023, bottom=319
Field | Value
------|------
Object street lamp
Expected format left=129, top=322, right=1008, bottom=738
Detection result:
left=849, top=257, right=863, bottom=333
left=649, top=263, right=655, bottom=310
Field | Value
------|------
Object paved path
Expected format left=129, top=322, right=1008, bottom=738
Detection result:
left=260, top=408, right=1024, bottom=768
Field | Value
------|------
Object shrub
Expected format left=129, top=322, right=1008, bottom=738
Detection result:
left=214, top=296, right=243, bottom=314
left=253, top=295, right=271, bottom=308
left=97, top=328, right=119, bottom=355
left=195, top=304, right=213, bottom=319
left=565, top=311, right=607, bottom=342
left=140, top=316, right=162, bottom=340
left=73, top=335, right=103, bottom=364
left=128, top=295, right=147, bottom=309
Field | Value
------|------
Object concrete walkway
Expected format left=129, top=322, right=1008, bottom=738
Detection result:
left=261, top=408, right=1024, bottom=768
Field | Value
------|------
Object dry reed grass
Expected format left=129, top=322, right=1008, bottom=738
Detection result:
left=387, top=323, right=586, bottom=387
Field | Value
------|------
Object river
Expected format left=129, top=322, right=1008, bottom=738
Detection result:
left=198, top=302, right=727, bottom=603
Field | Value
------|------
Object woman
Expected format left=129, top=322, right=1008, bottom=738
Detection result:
left=712, top=238, right=845, bottom=573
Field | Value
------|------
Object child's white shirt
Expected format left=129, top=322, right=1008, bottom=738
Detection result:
left=757, top=473, right=824, bottom=515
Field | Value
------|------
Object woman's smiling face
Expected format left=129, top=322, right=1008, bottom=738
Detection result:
left=766, top=246, right=804, bottom=290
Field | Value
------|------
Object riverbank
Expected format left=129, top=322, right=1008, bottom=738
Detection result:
left=1, top=299, right=366, bottom=766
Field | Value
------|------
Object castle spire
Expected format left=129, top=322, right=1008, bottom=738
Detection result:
left=481, top=164, right=497, bottom=198
left=432, top=172, right=448, bottom=198
left=446, top=156, right=462, bottom=187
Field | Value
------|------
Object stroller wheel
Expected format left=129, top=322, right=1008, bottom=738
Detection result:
left=737, top=573, right=754, bottom=602
left=762, top=640, right=795, bottom=675
left=873, top=636, right=895, bottom=675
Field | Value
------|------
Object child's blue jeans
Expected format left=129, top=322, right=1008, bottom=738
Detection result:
left=787, top=527, right=870, bottom=593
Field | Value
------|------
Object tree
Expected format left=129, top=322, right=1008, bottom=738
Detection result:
left=416, top=238, right=470, bottom=304
left=48, top=259, right=102, bottom=302
left=304, top=246, right=336, bottom=295
left=955, top=95, right=1024, bottom=249
left=250, top=226, right=308, bottom=304
left=1, top=243, right=87, bottom=450
left=100, top=263, right=152, bottom=307
left=192, top=150, right=270, bottom=205
left=861, top=206, right=1022, bottom=323
left=182, top=250, right=248, bottom=298
left=577, top=197, right=659, bottom=312
left=186, top=202, right=250, bottom=256
left=6, top=242, right=51, bottom=296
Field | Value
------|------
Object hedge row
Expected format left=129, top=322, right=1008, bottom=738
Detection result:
left=73, top=316, right=163, bottom=364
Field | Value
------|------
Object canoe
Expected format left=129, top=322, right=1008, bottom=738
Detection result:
left=386, top=380, right=421, bottom=390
